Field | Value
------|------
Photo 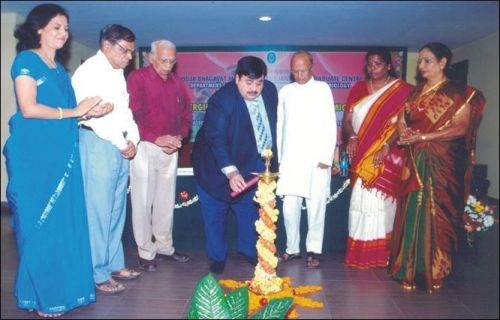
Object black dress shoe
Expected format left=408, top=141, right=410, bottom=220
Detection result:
left=156, top=250, right=190, bottom=263
left=138, top=257, right=157, bottom=272
left=210, top=260, right=226, bottom=274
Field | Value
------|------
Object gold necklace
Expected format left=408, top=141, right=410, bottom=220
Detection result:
left=414, top=78, right=447, bottom=112
left=421, top=78, right=447, bottom=95
left=369, top=76, right=390, bottom=93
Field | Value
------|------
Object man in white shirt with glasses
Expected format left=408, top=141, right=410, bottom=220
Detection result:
left=72, top=24, right=140, bottom=295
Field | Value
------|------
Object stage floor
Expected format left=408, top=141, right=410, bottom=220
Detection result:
left=1, top=209, right=498, bottom=319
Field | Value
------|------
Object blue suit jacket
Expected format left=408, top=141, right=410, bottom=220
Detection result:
left=192, top=79, right=278, bottom=203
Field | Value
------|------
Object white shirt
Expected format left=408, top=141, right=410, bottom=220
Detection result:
left=276, top=77, right=337, bottom=198
left=72, top=50, right=139, bottom=150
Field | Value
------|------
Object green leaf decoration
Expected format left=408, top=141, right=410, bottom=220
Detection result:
left=188, top=273, right=231, bottom=319
left=250, top=297, right=293, bottom=319
left=225, top=287, right=249, bottom=319
left=186, top=305, right=198, bottom=319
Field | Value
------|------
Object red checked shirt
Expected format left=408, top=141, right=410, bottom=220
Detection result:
left=127, top=64, right=192, bottom=143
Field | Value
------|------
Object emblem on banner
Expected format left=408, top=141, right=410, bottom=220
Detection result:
left=266, top=51, right=277, bottom=64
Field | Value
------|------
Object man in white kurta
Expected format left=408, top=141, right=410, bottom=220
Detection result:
left=276, top=51, right=337, bottom=267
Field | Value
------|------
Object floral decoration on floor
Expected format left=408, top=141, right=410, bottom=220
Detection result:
left=220, top=276, right=323, bottom=319
left=186, top=273, right=294, bottom=319
left=463, top=194, right=498, bottom=246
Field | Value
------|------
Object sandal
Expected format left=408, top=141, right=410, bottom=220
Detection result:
left=95, top=278, right=125, bottom=295
left=279, top=252, right=301, bottom=262
left=111, top=268, right=141, bottom=280
left=306, top=252, right=321, bottom=269
left=36, top=311, right=64, bottom=318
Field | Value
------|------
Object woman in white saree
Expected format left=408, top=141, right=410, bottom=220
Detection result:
left=342, top=48, right=412, bottom=268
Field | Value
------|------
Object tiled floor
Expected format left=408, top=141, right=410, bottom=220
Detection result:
left=1, top=211, right=498, bottom=319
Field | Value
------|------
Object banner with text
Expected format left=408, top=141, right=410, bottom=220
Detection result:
left=139, top=47, right=406, bottom=167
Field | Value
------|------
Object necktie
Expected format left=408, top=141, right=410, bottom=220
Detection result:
left=252, top=101, right=270, bottom=152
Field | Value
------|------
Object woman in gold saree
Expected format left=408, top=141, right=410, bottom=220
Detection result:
left=389, top=42, right=486, bottom=293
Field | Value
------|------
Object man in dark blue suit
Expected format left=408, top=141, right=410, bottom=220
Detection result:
left=192, top=56, right=278, bottom=274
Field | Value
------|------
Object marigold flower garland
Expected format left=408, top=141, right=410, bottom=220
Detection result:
left=249, top=178, right=283, bottom=295
left=248, top=148, right=283, bottom=295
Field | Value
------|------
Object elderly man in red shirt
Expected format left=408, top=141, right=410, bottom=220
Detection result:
left=127, top=39, right=192, bottom=272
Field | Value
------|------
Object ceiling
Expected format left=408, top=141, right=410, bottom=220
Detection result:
left=2, top=1, right=499, bottom=51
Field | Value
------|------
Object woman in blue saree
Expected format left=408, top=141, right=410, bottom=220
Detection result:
left=3, top=4, right=108, bottom=317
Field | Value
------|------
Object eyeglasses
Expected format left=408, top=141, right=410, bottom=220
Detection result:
left=112, top=41, right=135, bottom=56
left=159, top=58, right=176, bottom=65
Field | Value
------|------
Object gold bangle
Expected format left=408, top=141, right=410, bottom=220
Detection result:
left=58, top=107, right=63, bottom=120
left=421, top=135, right=426, bottom=141
left=349, top=135, right=358, bottom=140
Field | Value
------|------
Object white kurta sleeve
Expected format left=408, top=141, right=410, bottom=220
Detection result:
left=317, top=83, right=337, bottom=166
left=276, top=88, right=286, bottom=161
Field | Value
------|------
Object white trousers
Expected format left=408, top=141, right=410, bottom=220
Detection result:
left=282, top=167, right=331, bottom=254
left=130, top=141, right=178, bottom=260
